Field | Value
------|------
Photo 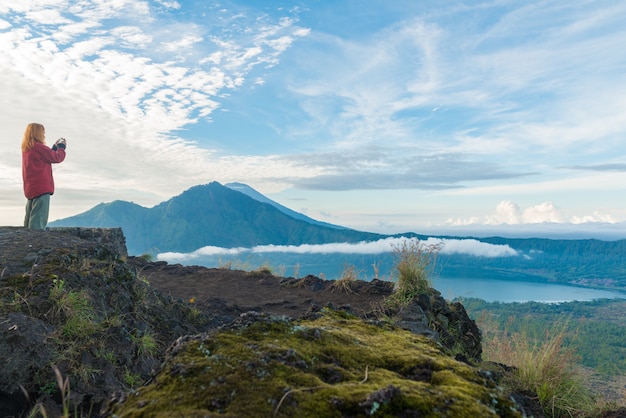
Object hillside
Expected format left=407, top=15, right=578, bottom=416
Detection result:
left=49, top=182, right=384, bottom=255
left=0, top=227, right=545, bottom=417
left=436, top=237, right=626, bottom=289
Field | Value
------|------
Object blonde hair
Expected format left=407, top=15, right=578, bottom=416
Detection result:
left=21, top=123, right=46, bottom=152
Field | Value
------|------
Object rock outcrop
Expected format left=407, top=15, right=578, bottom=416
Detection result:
left=1, top=227, right=208, bottom=416
left=108, top=310, right=522, bottom=417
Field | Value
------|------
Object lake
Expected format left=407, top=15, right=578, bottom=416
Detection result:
left=432, top=275, right=625, bottom=303
left=157, top=251, right=626, bottom=304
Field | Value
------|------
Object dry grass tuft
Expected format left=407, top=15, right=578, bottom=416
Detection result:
left=385, top=238, right=443, bottom=308
left=331, top=264, right=358, bottom=294
left=482, top=321, right=597, bottom=417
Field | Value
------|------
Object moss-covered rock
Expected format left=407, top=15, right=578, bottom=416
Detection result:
left=109, top=310, right=522, bottom=417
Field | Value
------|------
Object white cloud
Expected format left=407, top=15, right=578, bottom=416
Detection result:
left=521, top=202, right=566, bottom=224
left=154, top=0, right=181, bottom=9
left=571, top=212, right=616, bottom=224
left=448, top=200, right=616, bottom=226
left=157, top=236, right=518, bottom=263
left=486, top=201, right=566, bottom=225
left=288, top=18, right=443, bottom=149
left=161, top=34, right=203, bottom=52
left=293, top=27, right=311, bottom=37
left=111, top=26, right=152, bottom=49
left=432, top=238, right=517, bottom=258
left=286, top=2, right=626, bottom=176
left=484, top=200, right=522, bottom=224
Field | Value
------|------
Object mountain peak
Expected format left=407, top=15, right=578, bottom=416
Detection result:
left=224, top=182, right=348, bottom=231
left=50, top=182, right=382, bottom=254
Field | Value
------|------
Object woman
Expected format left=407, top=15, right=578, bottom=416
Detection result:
left=21, top=122, right=67, bottom=230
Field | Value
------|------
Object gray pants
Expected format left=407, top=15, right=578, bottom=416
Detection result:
left=24, top=194, right=50, bottom=230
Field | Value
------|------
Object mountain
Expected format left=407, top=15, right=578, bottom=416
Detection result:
left=49, top=182, right=384, bottom=255
left=224, top=182, right=347, bottom=230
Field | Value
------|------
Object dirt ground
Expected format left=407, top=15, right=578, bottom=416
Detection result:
left=129, top=257, right=395, bottom=324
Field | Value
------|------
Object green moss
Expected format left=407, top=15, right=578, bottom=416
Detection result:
left=112, top=310, right=522, bottom=417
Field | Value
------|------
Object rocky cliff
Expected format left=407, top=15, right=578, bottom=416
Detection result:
left=0, top=227, right=538, bottom=417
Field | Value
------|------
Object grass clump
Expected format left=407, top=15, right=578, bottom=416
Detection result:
left=247, top=263, right=274, bottom=277
left=385, top=238, right=443, bottom=308
left=331, top=264, right=358, bottom=294
left=131, top=331, right=159, bottom=357
left=137, top=253, right=153, bottom=262
left=483, top=324, right=597, bottom=417
left=49, top=279, right=98, bottom=338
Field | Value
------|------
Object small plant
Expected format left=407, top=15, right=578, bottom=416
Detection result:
left=289, top=277, right=310, bottom=288
left=49, top=278, right=65, bottom=299
left=54, top=365, right=71, bottom=417
left=28, top=366, right=96, bottom=418
left=275, top=264, right=287, bottom=277
left=9, top=289, right=32, bottom=314
left=61, top=256, right=92, bottom=274
left=231, top=259, right=253, bottom=271
left=131, top=331, right=158, bottom=357
left=218, top=257, right=255, bottom=271
left=74, top=364, right=102, bottom=385
left=331, top=264, right=358, bottom=294
left=258, top=263, right=273, bottom=274
left=95, top=346, right=117, bottom=363
left=124, top=370, right=143, bottom=388
left=138, top=253, right=153, bottom=262
left=218, top=258, right=233, bottom=270
left=371, top=261, right=380, bottom=280
left=49, top=279, right=98, bottom=338
left=62, top=313, right=95, bottom=338
left=39, top=381, right=57, bottom=396
left=292, top=263, right=300, bottom=279
left=186, top=306, right=203, bottom=321
left=369, top=301, right=399, bottom=325
left=385, top=238, right=443, bottom=308
left=103, top=311, right=124, bottom=328
left=132, top=278, right=152, bottom=302
left=248, top=264, right=273, bottom=276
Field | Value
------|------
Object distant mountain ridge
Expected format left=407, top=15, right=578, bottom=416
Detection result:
left=48, top=182, right=626, bottom=290
left=50, top=182, right=384, bottom=255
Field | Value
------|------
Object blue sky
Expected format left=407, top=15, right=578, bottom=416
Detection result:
left=1, top=1, right=626, bottom=238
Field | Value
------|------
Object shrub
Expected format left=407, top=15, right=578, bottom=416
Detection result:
left=385, top=238, right=443, bottom=307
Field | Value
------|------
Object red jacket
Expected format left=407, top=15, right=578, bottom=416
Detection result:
left=22, top=142, right=66, bottom=199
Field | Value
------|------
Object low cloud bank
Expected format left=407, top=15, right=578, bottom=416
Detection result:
left=157, top=237, right=517, bottom=263
left=447, top=200, right=618, bottom=226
